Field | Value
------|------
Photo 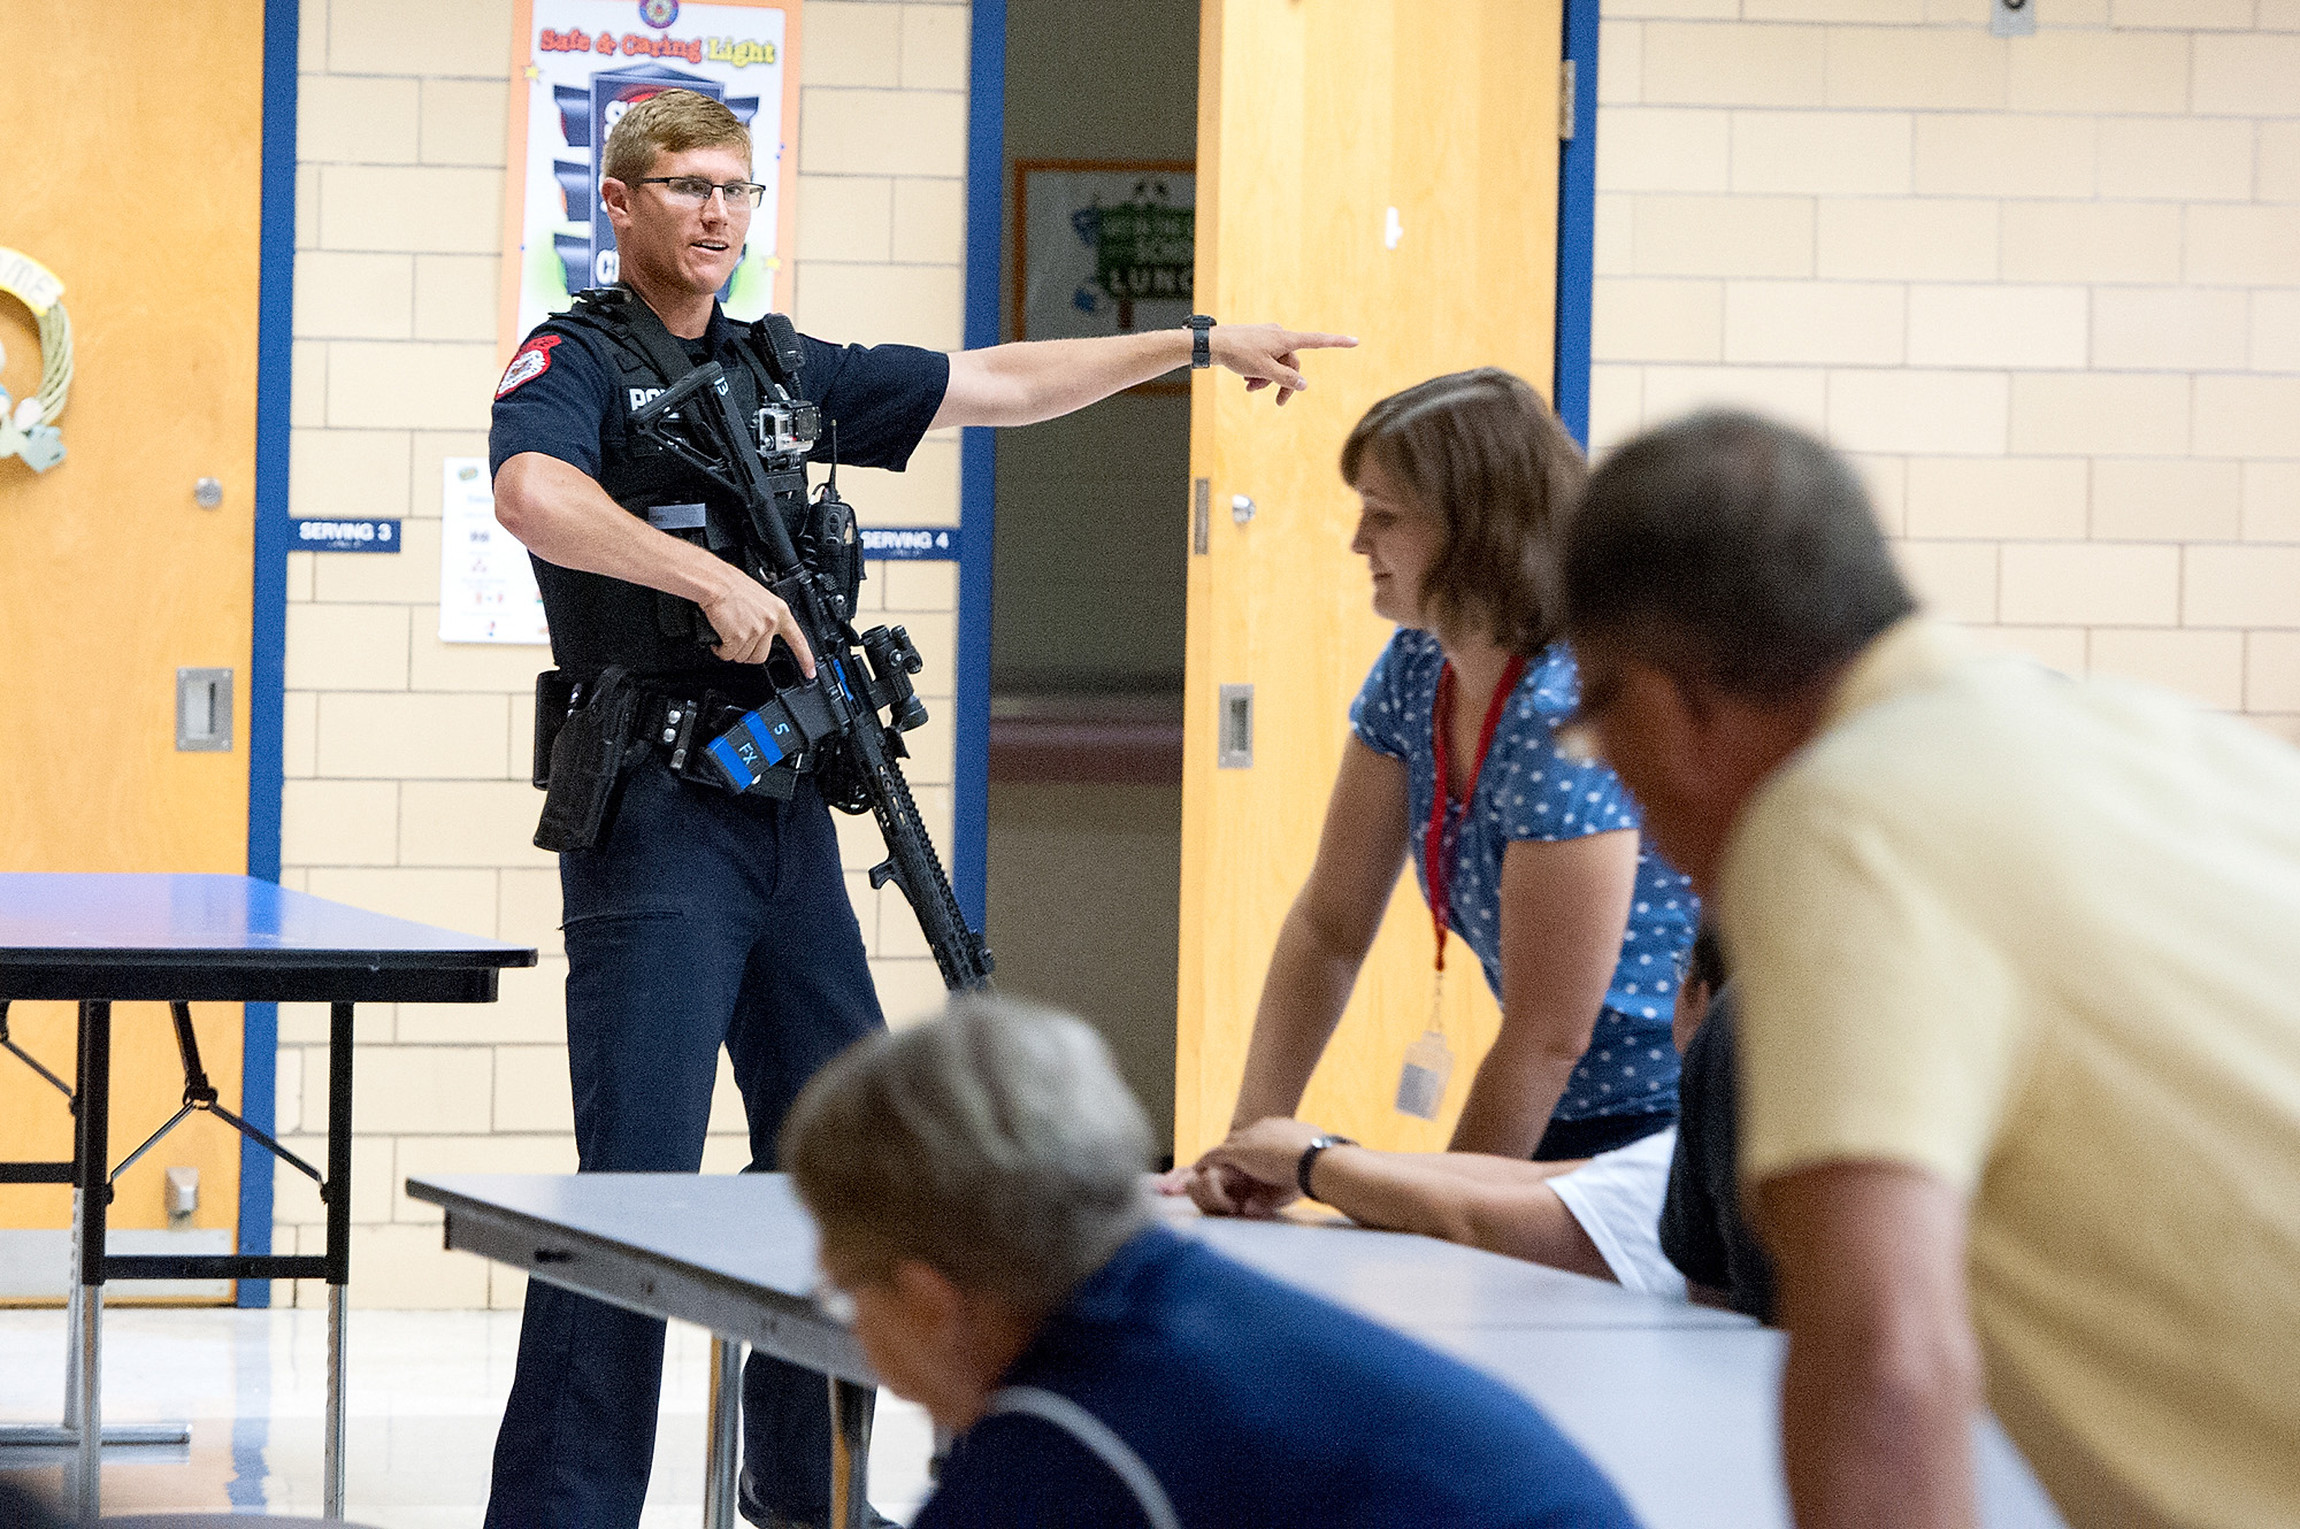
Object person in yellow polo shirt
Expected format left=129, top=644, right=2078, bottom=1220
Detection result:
left=1555, top=409, right=2300, bottom=1529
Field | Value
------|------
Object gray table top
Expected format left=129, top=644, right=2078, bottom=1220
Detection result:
left=1414, top=1325, right=2064, bottom=1529
left=409, top=1172, right=2067, bottom=1529
left=1154, top=1195, right=1751, bottom=1332
left=416, top=1171, right=830, bottom=1299
left=411, top=1172, right=1745, bottom=1333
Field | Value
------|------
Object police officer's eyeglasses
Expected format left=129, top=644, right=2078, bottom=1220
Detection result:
left=636, top=176, right=767, bottom=210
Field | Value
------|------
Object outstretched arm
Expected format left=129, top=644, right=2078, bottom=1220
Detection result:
left=1759, top=1162, right=1982, bottom=1529
left=1448, top=829, right=1640, bottom=1156
left=1190, top=1118, right=1612, bottom=1280
left=929, top=322, right=1356, bottom=429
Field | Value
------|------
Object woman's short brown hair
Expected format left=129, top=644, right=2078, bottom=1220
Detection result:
left=601, top=88, right=751, bottom=188
left=1340, top=368, right=1588, bottom=656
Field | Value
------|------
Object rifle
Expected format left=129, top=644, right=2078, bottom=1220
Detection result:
left=630, top=361, right=994, bottom=993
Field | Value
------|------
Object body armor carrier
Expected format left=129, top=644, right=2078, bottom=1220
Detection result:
left=553, top=285, right=862, bottom=654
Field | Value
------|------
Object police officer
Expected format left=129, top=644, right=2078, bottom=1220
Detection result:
left=485, top=89, right=1351, bottom=1529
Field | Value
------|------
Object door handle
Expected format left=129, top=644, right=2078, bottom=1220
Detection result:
left=175, top=668, right=232, bottom=752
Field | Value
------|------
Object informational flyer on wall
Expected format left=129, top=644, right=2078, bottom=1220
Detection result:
left=498, top=0, right=802, bottom=353
left=439, top=458, right=550, bottom=645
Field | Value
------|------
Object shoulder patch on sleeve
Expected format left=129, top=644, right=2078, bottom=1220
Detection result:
left=496, top=334, right=563, bottom=399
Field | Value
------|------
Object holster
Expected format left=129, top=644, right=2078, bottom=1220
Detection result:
left=533, top=667, right=646, bottom=853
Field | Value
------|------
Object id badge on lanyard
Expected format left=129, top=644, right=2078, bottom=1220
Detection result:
left=1396, top=655, right=1528, bottom=1121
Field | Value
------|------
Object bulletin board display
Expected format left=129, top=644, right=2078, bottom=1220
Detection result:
left=497, top=0, right=803, bottom=354
left=1012, top=159, right=1195, bottom=390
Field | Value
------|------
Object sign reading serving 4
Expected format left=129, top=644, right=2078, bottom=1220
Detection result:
left=858, top=526, right=960, bottom=561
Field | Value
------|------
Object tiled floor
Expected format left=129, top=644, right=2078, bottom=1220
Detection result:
left=0, top=1307, right=934, bottom=1526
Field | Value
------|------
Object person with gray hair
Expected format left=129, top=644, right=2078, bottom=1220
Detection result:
left=782, top=995, right=1643, bottom=1529
left=1558, top=410, right=2300, bottom=1528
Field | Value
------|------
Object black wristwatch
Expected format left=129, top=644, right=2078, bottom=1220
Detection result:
left=1296, top=1133, right=1356, bottom=1201
left=1188, top=314, right=1214, bottom=369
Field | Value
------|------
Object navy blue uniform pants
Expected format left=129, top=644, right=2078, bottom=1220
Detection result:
left=485, top=765, right=884, bottom=1529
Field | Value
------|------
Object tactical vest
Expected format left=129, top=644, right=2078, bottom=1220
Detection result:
left=529, top=285, right=806, bottom=680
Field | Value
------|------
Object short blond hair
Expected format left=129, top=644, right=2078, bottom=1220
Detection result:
left=601, top=89, right=750, bottom=187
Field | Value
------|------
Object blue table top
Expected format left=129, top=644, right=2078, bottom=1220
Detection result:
left=0, top=874, right=531, bottom=962
left=0, top=874, right=533, bottom=1001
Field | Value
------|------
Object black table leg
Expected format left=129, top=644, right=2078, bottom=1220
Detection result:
left=0, top=1000, right=187, bottom=1462
left=71, top=1000, right=109, bottom=1524
left=324, top=1000, right=353, bottom=1518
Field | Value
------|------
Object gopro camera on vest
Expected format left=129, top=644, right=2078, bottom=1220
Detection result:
left=758, top=399, right=821, bottom=462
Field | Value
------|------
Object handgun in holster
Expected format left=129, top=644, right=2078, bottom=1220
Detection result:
left=532, top=667, right=648, bottom=853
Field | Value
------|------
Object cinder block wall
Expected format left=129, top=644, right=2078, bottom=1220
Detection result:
left=279, top=0, right=970, bottom=1308
left=1591, top=0, right=2299, bottom=738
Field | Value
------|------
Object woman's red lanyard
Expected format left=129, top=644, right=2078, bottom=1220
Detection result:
left=1396, top=654, right=1530, bottom=1121
left=1424, top=654, right=1531, bottom=974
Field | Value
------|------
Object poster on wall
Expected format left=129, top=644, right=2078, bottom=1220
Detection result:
left=1013, top=160, right=1194, bottom=388
left=439, top=457, right=550, bottom=645
left=499, top=0, right=803, bottom=352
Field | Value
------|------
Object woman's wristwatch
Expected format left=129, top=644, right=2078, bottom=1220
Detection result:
left=1188, top=314, right=1214, bottom=369
left=1295, top=1133, right=1357, bottom=1201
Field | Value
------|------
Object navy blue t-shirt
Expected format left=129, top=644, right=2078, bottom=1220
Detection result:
left=916, top=1225, right=1641, bottom=1529
left=487, top=298, right=948, bottom=674
left=1658, top=989, right=1775, bottom=1324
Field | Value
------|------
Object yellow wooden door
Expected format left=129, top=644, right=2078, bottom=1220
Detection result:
left=0, top=2, right=265, bottom=1280
left=1177, top=0, right=1564, bottom=1159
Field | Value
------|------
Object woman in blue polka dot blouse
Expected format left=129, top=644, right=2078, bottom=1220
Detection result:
left=1188, top=369, right=1698, bottom=1175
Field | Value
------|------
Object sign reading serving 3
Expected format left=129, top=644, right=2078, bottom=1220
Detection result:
left=500, top=0, right=804, bottom=352
left=292, top=519, right=402, bottom=553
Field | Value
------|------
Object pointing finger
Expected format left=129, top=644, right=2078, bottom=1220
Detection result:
left=780, top=613, right=817, bottom=677
left=1283, top=330, right=1359, bottom=350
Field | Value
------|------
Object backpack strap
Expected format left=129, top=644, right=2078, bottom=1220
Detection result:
left=564, top=284, right=699, bottom=386
left=982, top=1386, right=1180, bottom=1529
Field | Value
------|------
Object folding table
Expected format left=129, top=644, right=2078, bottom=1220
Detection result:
left=0, top=874, right=534, bottom=1521
left=409, top=1172, right=2070, bottom=1529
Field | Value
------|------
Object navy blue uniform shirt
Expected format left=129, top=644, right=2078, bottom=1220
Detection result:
left=489, top=300, right=949, bottom=480
left=488, top=298, right=948, bottom=675
left=916, top=1225, right=1643, bottom=1529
